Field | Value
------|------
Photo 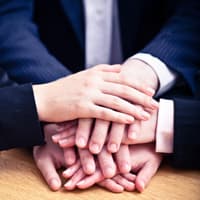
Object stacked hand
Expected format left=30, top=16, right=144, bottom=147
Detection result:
left=33, top=60, right=163, bottom=193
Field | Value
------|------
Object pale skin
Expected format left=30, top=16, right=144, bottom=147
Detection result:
left=33, top=124, right=135, bottom=192
left=63, top=143, right=162, bottom=193
left=52, top=108, right=158, bottom=176
left=53, top=59, right=159, bottom=154
left=33, top=64, right=158, bottom=124
left=34, top=124, right=162, bottom=193
left=34, top=59, right=161, bottom=192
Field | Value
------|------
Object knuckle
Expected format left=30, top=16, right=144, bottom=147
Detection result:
left=98, top=109, right=107, bottom=119
left=112, top=97, right=121, bottom=108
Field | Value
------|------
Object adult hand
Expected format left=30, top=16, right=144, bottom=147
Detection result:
left=68, top=143, right=162, bottom=193
left=54, top=118, right=127, bottom=155
left=129, top=143, right=162, bottom=192
left=33, top=123, right=76, bottom=191
left=33, top=64, right=158, bottom=123
left=122, top=108, right=158, bottom=145
left=121, top=59, right=159, bottom=93
left=62, top=145, right=134, bottom=192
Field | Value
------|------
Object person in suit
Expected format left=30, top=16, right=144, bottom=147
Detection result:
left=0, top=65, right=156, bottom=150
left=0, top=0, right=199, bottom=152
left=0, top=0, right=200, bottom=192
left=47, top=95, right=200, bottom=192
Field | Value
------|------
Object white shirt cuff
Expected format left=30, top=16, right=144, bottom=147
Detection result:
left=156, top=99, right=174, bottom=153
left=130, top=53, right=177, bottom=96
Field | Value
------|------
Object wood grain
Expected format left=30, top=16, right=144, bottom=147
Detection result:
left=0, top=149, right=200, bottom=200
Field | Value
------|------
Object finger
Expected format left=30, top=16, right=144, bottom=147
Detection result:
left=35, top=152, right=61, bottom=191
left=63, top=147, right=76, bottom=166
left=135, top=158, right=161, bottom=193
left=76, top=119, right=93, bottom=148
left=58, top=135, right=75, bottom=148
left=44, top=120, right=76, bottom=136
left=113, top=175, right=135, bottom=191
left=93, top=64, right=121, bottom=73
left=98, top=147, right=117, bottom=178
left=64, top=168, right=85, bottom=190
left=127, top=120, right=141, bottom=141
left=101, top=82, right=159, bottom=110
left=115, top=145, right=131, bottom=174
left=98, top=179, right=124, bottom=193
left=122, top=173, right=136, bottom=182
left=96, top=94, right=151, bottom=121
left=63, top=160, right=81, bottom=178
left=89, top=119, right=110, bottom=154
left=52, top=124, right=76, bottom=144
left=107, top=123, right=125, bottom=153
left=102, top=67, right=155, bottom=97
left=79, top=148, right=96, bottom=175
left=76, top=169, right=104, bottom=189
left=92, top=105, right=134, bottom=124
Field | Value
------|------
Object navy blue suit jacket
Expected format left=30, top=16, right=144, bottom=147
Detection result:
left=0, top=68, right=44, bottom=150
left=0, top=0, right=200, bottom=167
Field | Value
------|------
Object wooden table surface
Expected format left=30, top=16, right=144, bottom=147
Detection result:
left=0, top=149, right=200, bottom=200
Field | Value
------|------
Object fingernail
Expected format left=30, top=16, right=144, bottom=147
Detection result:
left=123, top=162, right=131, bottom=172
left=58, top=138, right=67, bottom=145
left=50, top=178, right=59, bottom=189
left=141, top=111, right=150, bottom=120
left=52, top=135, right=59, bottom=143
left=126, top=116, right=134, bottom=123
left=64, top=180, right=72, bottom=187
left=151, top=99, right=159, bottom=109
left=140, top=181, right=145, bottom=191
left=77, top=137, right=86, bottom=148
left=128, top=131, right=137, bottom=140
left=108, top=143, right=118, bottom=152
left=146, top=87, right=155, bottom=96
left=90, top=143, right=100, bottom=154
left=63, top=168, right=71, bottom=177
left=76, top=180, right=85, bottom=186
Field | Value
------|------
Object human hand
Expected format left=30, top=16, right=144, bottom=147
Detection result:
left=121, top=59, right=159, bottom=93
left=62, top=145, right=133, bottom=191
left=122, top=108, right=158, bottom=145
left=33, top=64, right=158, bottom=124
left=64, top=143, right=162, bottom=193
left=99, top=143, right=162, bottom=193
left=33, top=123, right=77, bottom=191
left=62, top=160, right=135, bottom=192
left=128, top=143, right=162, bottom=192
left=54, top=118, right=127, bottom=155
left=63, top=143, right=131, bottom=181
left=76, top=119, right=127, bottom=154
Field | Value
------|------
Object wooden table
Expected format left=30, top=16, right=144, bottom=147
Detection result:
left=0, top=149, right=200, bottom=200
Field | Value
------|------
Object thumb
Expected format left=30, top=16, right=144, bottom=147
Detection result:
left=135, top=161, right=160, bottom=192
left=35, top=155, right=62, bottom=191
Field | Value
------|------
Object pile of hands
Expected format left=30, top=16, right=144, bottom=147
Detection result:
left=33, top=60, right=163, bottom=193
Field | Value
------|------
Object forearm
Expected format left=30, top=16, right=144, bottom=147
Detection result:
left=0, top=83, right=44, bottom=150
left=171, top=98, right=200, bottom=168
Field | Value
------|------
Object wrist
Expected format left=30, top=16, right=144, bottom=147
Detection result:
left=32, top=84, right=49, bottom=121
left=125, top=58, right=159, bottom=91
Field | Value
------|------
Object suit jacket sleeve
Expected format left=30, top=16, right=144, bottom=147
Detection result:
left=169, top=97, right=200, bottom=169
left=141, top=0, right=200, bottom=94
left=0, top=68, right=44, bottom=150
left=0, top=0, right=71, bottom=84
